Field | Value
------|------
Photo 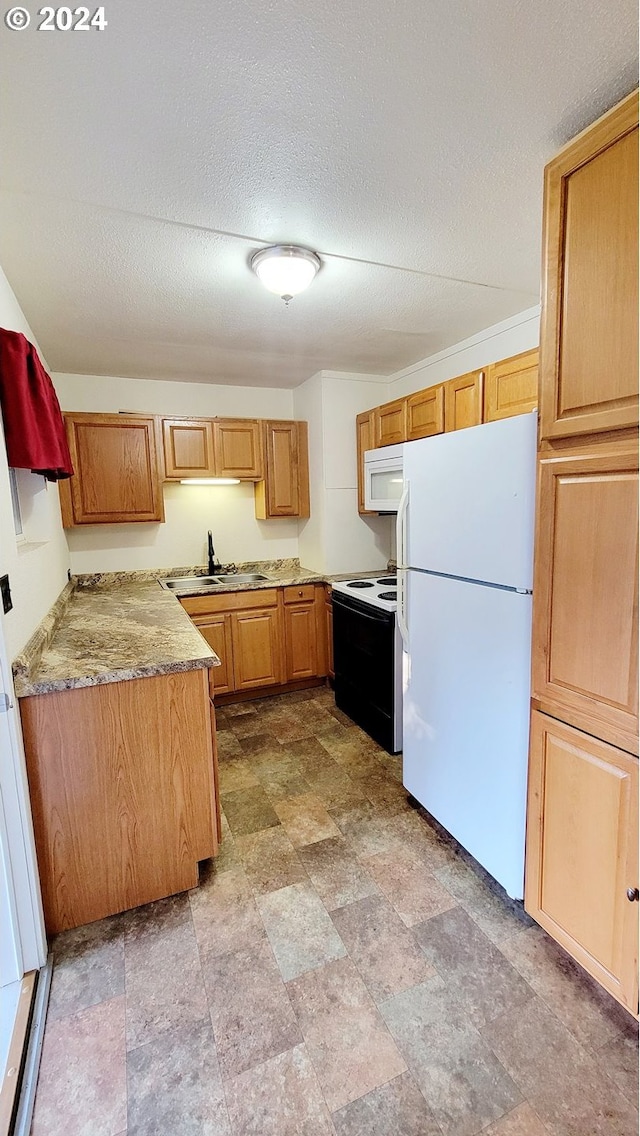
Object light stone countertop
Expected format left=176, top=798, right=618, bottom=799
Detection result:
left=13, top=560, right=388, bottom=698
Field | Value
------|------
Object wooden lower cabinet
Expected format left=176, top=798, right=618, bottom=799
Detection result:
left=231, top=607, right=283, bottom=690
left=19, top=668, right=218, bottom=933
left=183, top=585, right=328, bottom=698
left=526, top=711, right=638, bottom=1013
left=284, top=596, right=318, bottom=681
left=193, top=613, right=234, bottom=695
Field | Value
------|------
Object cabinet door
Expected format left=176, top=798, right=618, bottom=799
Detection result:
left=539, top=93, right=638, bottom=440
left=484, top=350, right=538, bottom=423
left=61, top=414, right=164, bottom=526
left=406, top=385, right=444, bottom=440
left=231, top=608, right=283, bottom=690
left=356, top=411, right=376, bottom=515
left=284, top=602, right=318, bottom=681
left=444, top=371, right=484, bottom=432
left=526, top=712, right=638, bottom=1012
left=162, top=418, right=215, bottom=479
left=531, top=443, right=638, bottom=754
left=373, top=398, right=408, bottom=447
left=213, top=419, right=263, bottom=479
left=192, top=614, right=234, bottom=695
left=255, top=421, right=310, bottom=518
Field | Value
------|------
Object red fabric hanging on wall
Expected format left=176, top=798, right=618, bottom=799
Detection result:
left=0, top=328, right=73, bottom=481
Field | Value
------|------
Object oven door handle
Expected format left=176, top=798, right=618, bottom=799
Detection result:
left=331, top=593, right=393, bottom=623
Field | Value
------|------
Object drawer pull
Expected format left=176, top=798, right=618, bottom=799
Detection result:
left=626, top=887, right=639, bottom=902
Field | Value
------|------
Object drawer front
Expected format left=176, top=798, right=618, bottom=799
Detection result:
left=283, top=584, right=316, bottom=605
left=181, top=588, right=279, bottom=616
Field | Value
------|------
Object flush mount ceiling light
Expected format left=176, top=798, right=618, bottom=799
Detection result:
left=250, top=245, right=321, bottom=304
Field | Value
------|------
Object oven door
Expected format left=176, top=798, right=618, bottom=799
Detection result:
left=332, top=591, right=398, bottom=753
left=364, top=446, right=404, bottom=512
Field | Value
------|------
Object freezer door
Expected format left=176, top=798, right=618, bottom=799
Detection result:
left=402, top=412, right=536, bottom=589
left=402, top=570, right=532, bottom=898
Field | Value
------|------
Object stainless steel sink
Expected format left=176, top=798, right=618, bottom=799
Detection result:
left=161, top=573, right=270, bottom=592
left=214, top=573, right=270, bottom=584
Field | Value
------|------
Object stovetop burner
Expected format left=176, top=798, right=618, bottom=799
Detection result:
left=347, top=580, right=375, bottom=588
left=378, top=591, right=397, bottom=601
left=377, top=577, right=397, bottom=585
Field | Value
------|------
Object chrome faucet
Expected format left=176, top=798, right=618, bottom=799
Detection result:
left=207, top=531, right=220, bottom=575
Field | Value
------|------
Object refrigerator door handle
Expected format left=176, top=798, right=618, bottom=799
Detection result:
left=396, top=479, right=409, bottom=569
left=397, top=567, right=409, bottom=648
left=396, top=479, right=410, bottom=649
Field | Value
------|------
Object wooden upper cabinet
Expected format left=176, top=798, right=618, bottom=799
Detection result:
left=356, top=410, right=376, bottom=515
left=484, top=350, right=538, bottom=423
left=444, top=370, right=484, bottom=432
left=406, top=385, right=444, bottom=440
left=213, top=419, right=263, bottom=479
left=60, top=414, right=164, bottom=526
left=526, top=712, right=638, bottom=1013
left=255, top=421, right=310, bottom=519
left=162, top=418, right=216, bottom=479
left=539, top=92, right=639, bottom=440
left=531, top=442, right=638, bottom=755
left=373, top=397, right=408, bottom=447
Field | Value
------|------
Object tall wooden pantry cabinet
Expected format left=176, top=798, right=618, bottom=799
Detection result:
left=525, top=91, right=639, bottom=1014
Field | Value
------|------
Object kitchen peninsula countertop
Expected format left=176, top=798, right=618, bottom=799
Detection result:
left=13, top=560, right=387, bottom=698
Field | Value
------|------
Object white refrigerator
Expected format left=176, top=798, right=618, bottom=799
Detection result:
left=397, top=412, right=537, bottom=898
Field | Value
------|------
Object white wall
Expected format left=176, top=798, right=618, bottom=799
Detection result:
left=0, top=268, right=70, bottom=659
left=294, top=371, right=393, bottom=574
left=53, top=373, right=301, bottom=574
left=388, top=306, right=540, bottom=398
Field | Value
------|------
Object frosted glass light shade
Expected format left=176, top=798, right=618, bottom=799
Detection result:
left=251, top=246, right=321, bottom=299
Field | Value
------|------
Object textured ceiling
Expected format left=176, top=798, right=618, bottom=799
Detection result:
left=0, top=0, right=637, bottom=387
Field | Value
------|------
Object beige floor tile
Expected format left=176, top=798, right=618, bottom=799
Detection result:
left=274, top=792, right=341, bottom=846
left=257, top=880, right=347, bottom=980
left=32, top=996, right=126, bottom=1136
left=361, top=846, right=458, bottom=926
left=225, top=1043, right=335, bottom=1136
left=288, top=956, right=406, bottom=1112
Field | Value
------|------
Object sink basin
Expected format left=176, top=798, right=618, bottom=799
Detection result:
left=213, top=573, right=270, bottom=584
left=161, top=573, right=270, bottom=592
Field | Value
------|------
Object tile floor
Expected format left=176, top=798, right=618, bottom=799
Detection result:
left=31, top=686, right=638, bottom=1136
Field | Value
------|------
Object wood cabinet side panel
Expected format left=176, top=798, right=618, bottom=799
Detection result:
left=19, top=670, right=215, bottom=933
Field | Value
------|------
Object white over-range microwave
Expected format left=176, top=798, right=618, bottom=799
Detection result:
left=364, top=443, right=404, bottom=512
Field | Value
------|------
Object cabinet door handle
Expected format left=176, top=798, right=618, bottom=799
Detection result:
left=626, top=887, right=639, bottom=902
